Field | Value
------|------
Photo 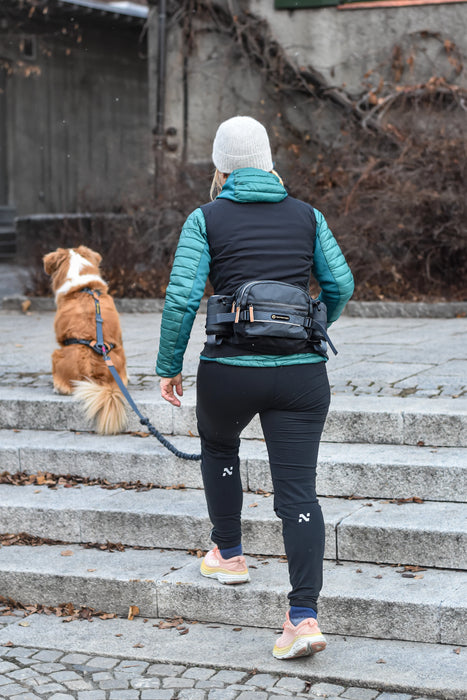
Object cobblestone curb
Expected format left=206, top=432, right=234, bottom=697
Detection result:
left=0, top=644, right=445, bottom=700
left=2, top=295, right=466, bottom=318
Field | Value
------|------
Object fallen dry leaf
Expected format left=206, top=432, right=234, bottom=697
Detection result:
left=233, top=627, right=242, bottom=631
left=60, top=550, right=74, bottom=557
left=15, top=344, right=23, bottom=348
left=2, top=641, right=14, bottom=647
left=128, top=606, right=140, bottom=621
left=248, top=503, right=258, bottom=508
left=133, top=643, right=144, bottom=648
left=376, top=658, right=386, bottom=664
left=18, top=621, right=30, bottom=627
left=115, top=633, right=123, bottom=637
left=454, top=647, right=461, bottom=654
left=179, top=628, right=189, bottom=635
left=21, top=300, right=31, bottom=313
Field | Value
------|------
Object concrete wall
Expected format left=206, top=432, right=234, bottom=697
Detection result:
left=1, top=17, right=150, bottom=216
left=149, top=0, right=467, bottom=170
left=256, top=0, right=467, bottom=94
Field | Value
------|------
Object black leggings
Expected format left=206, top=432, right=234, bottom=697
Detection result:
left=196, top=360, right=330, bottom=610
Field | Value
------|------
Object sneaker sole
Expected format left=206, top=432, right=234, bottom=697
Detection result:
left=200, top=562, right=250, bottom=585
left=272, top=634, right=326, bottom=660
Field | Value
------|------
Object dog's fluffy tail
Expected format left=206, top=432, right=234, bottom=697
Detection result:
left=73, top=380, right=127, bottom=435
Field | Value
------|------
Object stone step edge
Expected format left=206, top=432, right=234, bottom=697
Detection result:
left=3, top=294, right=467, bottom=318
left=0, top=484, right=465, bottom=569
left=0, top=615, right=464, bottom=700
left=1, top=428, right=466, bottom=502
left=2, top=387, right=467, bottom=447
left=0, top=545, right=464, bottom=646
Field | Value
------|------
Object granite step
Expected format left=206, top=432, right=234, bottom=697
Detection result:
left=1, top=386, right=467, bottom=447
left=1, top=428, right=466, bottom=502
left=0, top=546, right=464, bottom=645
left=0, top=614, right=464, bottom=700
left=0, top=484, right=465, bottom=569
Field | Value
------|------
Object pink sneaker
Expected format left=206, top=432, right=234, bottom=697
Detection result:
left=200, top=546, right=250, bottom=585
left=273, top=611, right=326, bottom=659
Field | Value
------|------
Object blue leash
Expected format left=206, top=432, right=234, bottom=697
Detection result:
left=81, top=288, right=201, bottom=461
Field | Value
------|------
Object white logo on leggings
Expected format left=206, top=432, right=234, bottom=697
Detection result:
left=298, top=513, right=311, bottom=523
left=222, top=467, right=233, bottom=477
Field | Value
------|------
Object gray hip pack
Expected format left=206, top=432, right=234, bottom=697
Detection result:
left=205, top=280, right=337, bottom=357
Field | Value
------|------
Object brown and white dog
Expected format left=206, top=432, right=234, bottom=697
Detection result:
left=43, top=245, right=128, bottom=434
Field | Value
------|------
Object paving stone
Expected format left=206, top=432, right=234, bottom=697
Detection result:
left=195, top=679, right=226, bottom=689
left=48, top=695, right=75, bottom=700
left=376, top=694, right=413, bottom=700
left=310, top=682, right=346, bottom=697
left=29, top=663, right=66, bottom=673
left=178, top=690, right=208, bottom=700
left=77, top=692, right=107, bottom=700
left=236, top=691, right=268, bottom=699
left=99, top=677, right=130, bottom=690
left=92, top=671, right=114, bottom=682
left=109, top=691, right=140, bottom=700
left=115, top=660, right=150, bottom=673
left=61, top=654, right=92, bottom=665
left=341, top=689, right=379, bottom=700
left=208, top=690, right=239, bottom=700
left=130, top=677, right=161, bottom=689
left=162, top=676, right=196, bottom=688
left=84, top=656, right=120, bottom=670
left=0, top=673, right=13, bottom=686
left=64, top=679, right=95, bottom=691
left=6, top=667, right=41, bottom=681
left=274, top=676, right=307, bottom=692
left=246, top=673, right=278, bottom=689
left=30, top=650, right=64, bottom=662
left=140, top=691, right=175, bottom=700
left=50, top=670, right=83, bottom=682
left=210, top=670, right=248, bottom=684
left=1, top=683, right=35, bottom=697
left=182, top=667, right=216, bottom=681
left=34, top=684, right=68, bottom=695
left=4, top=647, right=38, bottom=659
left=0, top=662, right=19, bottom=673
left=147, top=663, right=186, bottom=676
left=7, top=694, right=42, bottom=700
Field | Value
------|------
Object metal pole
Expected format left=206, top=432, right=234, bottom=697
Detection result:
left=154, top=0, right=167, bottom=198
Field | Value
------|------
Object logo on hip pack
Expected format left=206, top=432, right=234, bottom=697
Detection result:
left=298, top=513, right=311, bottom=523
left=222, top=467, right=233, bottom=477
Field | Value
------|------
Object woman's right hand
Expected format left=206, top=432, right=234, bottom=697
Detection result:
left=160, top=373, right=183, bottom=407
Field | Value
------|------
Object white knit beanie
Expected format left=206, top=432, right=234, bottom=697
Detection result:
left=212, top=116, right=273, bottom=173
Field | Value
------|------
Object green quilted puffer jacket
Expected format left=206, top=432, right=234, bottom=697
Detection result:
left=156, top=169, right=354, bottom=377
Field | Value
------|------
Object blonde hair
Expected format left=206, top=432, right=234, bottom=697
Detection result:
left=210, top=168, right=283, bottom=201
left=210, top=169, right=227, bottom=200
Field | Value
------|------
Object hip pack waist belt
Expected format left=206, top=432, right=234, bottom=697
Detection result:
left=205, top=280, right=337, bottom=356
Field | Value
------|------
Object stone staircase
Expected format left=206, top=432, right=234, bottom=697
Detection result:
left=0, top=206, right=16, bottom=262
left=0, top=384, right=466, bottom=695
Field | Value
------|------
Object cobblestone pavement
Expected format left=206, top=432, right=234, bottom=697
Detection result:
left=0, top=643, right=443, bottom=700
left=1, top=310, right=466, bottom=399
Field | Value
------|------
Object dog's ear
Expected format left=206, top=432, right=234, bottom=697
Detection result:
left=76, top=246, right=102, bottom=269
left=43, top=249, right=68, bottom=276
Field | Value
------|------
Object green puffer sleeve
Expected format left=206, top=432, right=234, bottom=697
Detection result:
left=312, top=209, right=354, bottom=324
left=156, top=208, right=211, bottom=377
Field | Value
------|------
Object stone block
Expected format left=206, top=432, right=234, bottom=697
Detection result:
left=337, top=501, right=467, bottom=569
